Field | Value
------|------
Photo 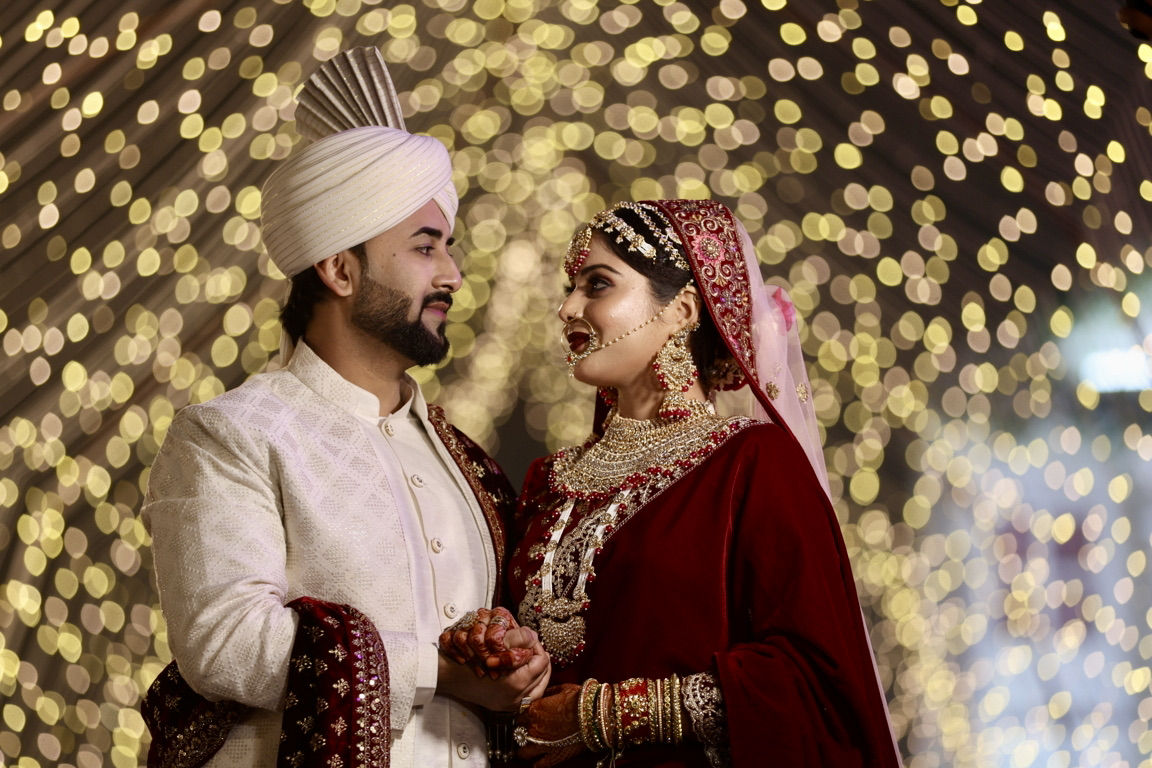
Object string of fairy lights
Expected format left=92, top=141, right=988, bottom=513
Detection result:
left=0, top=1, right=1150, bottom=766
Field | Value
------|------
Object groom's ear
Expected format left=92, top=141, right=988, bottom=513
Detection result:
left=313, top=249, right=360, bottom=299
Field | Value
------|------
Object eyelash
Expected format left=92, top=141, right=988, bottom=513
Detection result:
left=565, top=275, right=611, bottom=296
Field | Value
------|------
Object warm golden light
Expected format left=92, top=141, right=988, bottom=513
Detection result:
left=1, top=1, right=1150, bottom=766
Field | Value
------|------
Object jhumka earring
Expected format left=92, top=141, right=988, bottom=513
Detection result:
left=653, top=323, right=702, bottom=420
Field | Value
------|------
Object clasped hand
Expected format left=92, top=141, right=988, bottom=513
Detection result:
left=435, top=607, right=551, bottom=713
left=438, top=609, right=584, bottom=767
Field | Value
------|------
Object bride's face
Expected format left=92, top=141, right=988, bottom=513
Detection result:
left=557, top=238, right=676, bottom=390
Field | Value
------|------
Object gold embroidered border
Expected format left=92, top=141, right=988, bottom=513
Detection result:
left=426, top=403, right=513, bottom=600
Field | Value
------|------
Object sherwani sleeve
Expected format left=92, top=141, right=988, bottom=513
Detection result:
left=143, top=406, right=299, bottom=710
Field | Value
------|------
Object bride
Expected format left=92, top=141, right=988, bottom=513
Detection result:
left=445, top=199, right=901, bottom=768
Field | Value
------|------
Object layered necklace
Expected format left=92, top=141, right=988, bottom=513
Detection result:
left=519, top=406, right=752, bottom=666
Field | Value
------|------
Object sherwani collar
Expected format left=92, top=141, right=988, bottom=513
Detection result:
left=288, top=341, right=427, bottom=421
left=287, top=342, right=504, bottom=605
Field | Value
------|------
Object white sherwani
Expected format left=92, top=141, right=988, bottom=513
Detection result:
left=143, top=343, right=501, bottom=767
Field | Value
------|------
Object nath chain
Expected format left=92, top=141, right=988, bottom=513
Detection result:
left=565, top=286, right=691, bottom=373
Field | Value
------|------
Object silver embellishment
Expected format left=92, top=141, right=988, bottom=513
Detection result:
left=682, top=673, right=731, bottom=768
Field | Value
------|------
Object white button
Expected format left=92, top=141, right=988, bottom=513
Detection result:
left=456, top=742, right=470, bottom=759
left=382, top=422, right=395, bottom=437
left=410, top=474, right=425, bottom=488
left=430, top=537, right=444, bottom=553
left=444, top=602, right=457, bottom=619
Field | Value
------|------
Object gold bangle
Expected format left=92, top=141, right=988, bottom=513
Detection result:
left=513, top=727, right=582, bottom=748
left=578, top=678, right=602, bottom=750
left=613, top=682, right=624, bottom=750
left=650, top=677, right=663, bottom=744
left=597, top=682, right=614, bottom=749
left=662, top=677, right=670, bottom=744
left=670, top=673, right=683, bottom=746
left=616, top=677, right=653, bottom=747
left=663, top=676, right=672, bottom=743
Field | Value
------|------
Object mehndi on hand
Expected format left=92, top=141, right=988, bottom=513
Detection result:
left=437, top=606, right=535, bottom=678
left=514, top=683, right=585, bottom=767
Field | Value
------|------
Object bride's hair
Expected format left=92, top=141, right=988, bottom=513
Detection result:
left=590, top=208, right=734, bottom=392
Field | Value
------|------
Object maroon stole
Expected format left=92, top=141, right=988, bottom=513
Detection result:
left=143, top=407, right=514, bottom=767
left=142, top=665, right=248, bottom=768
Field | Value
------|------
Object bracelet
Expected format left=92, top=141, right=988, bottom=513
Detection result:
left=613, top=682, right=624, bottom=750
left=616, top=677, right=654, bottom=746
left=597, top=682, right=614, bottom=749
left=592, top=674, right=688, bottom=751
left=513, top=726, right=582, bottom=748
left=578, top=678, right=604, bottom=750
left=664, top=677, right=673, bottom=744
left=650, top=677, right=664, bottom=744
left=670, top=673, right=683, bottom=746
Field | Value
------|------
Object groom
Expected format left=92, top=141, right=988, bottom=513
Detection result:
left=142, top=49, right=548, bottom=767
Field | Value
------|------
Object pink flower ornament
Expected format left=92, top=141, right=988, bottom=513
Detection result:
left=770, top=287, right=796, bottom=331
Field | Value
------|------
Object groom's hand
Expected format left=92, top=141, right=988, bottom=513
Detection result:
left=438, top=607, right=537, bottom=677
left=436, top=631, right=551, bottom=711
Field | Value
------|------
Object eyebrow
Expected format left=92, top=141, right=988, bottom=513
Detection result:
left=411, top=226, right=456, bottom=247
left=578, top=262, right=622, bottom=277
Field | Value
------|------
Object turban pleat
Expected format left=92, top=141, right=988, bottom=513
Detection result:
left=259, top=48, right=458, bottom=278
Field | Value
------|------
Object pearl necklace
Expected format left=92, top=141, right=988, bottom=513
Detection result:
left=521, top=409, right=752, bottom=665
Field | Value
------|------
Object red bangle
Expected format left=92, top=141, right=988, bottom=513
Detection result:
left=616, top=677, right=654, bottom=746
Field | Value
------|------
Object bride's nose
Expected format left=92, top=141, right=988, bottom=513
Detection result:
left=557, top=293, right=580, bottom=322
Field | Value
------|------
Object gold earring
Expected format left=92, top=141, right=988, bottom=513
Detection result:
left=653, top=324, right=705, bottom=420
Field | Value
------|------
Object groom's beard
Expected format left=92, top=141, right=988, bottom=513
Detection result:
left=352, top=276, right=452, bottom=366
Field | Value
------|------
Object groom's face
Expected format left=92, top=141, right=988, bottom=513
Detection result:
left=351, top=200, right=461, bottom=367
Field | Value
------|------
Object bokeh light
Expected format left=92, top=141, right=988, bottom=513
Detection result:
left=1, top=1, right=1151, bottom=766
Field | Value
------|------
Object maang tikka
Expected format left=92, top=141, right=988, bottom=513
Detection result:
left=653, top=323, right=705, bottom=420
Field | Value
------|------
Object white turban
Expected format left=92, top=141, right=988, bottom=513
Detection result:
left=260, top=125, right=458, bottom=278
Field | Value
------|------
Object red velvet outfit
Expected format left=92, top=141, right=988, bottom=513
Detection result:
left=509, top=421, right=902, bottom=768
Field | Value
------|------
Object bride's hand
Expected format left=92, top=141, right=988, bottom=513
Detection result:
left=516, top=683, right=585, bottom=767
left=437, top=607, right=536, bottom=677
left=436, top=634, right=551, bottom=712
